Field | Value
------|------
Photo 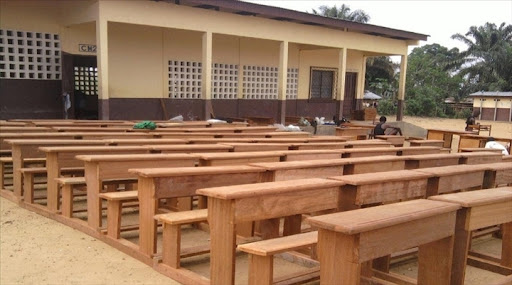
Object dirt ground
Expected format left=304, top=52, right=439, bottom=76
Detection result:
left=1, top=116, right=510, bottom=285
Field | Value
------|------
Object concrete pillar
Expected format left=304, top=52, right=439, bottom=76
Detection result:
left=336, top=48, right=347, bottom=119
left=277, top=41, right=288, bottom=124
left=96, top=19, right=109, bottom=119
left=356, top=56, right=367, bottom=111
left=202, top=31, right=213, bottom=120
left=397, top=54, right=407, bottom=121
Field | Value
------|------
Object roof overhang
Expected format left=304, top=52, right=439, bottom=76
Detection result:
left=153, top=0, right=429, bottom=41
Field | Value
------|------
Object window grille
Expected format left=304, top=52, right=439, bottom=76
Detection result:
left=0, top=29, right=61, bottom=80
left=286, top=68, right=298, bottom=99
left=242, top=65, right=278, bottom=99
left=310, top=67, right=337, bottom=99
left=212, top=63, right=238, bottom=99
left=74, top=66, right=98, bottom=95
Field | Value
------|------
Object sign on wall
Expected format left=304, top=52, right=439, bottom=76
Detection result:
left=79, top=44, right=96, bottom=53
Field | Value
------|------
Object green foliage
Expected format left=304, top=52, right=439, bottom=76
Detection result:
left=405, top=44, right=465, bottom=117
left=454, top=108, right=473, bottom=119
left=376, top=99, right=396, bottom=116
left=311, top=4, right=370, bottom=23
left=452, top=22, right=512, bottom=92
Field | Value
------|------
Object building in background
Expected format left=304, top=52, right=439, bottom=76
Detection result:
left=469, top=91, right=512, bottom=122
left=0, top=0, right=427, bottom=121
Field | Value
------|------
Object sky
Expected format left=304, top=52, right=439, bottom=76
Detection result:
left=242, top=0, right=512, bottom=53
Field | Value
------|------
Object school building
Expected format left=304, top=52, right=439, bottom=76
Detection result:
left=0, top=0, right=428, bottom=122
left=469, top=91, right=512, bottom=122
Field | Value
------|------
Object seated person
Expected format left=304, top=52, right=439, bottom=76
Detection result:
left=374, top=116, right=403, bottom=136
left=465, top=110, right=481, bottom=131
left=485, top=137, right=509, bottom=155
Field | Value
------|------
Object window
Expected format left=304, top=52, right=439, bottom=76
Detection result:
left=310, top=68, right=337, bottom=99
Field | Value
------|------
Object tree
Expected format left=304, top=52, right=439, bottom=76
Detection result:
left=311, top=4, right=370, bottom=23
left=452, top=22, right=512, bottom=92
left=405, top=44, right=464, bottom=117
left=366, top=57, right=398, bottom=98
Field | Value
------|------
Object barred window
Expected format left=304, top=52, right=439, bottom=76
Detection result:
left=310, top=68, right=337, bottom=99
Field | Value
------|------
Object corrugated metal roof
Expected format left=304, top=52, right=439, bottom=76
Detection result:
left=160, top=0, right=429, bottom=41
left=363, top=91, right=382, bottom=100
left=469, top=91, right=512, bottom=97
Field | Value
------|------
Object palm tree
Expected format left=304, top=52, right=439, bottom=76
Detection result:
left=312, top=4, right=370, bottom=23
left=452, top=22, right=512, bottom=92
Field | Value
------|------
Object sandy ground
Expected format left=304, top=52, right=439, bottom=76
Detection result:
left=1, top=116, right=510, bottom=285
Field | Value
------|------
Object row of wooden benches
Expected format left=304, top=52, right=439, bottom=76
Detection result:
left=18, top=150, right=510, bottom=284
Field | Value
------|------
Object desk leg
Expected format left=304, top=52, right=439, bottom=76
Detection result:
left=418, top=235, right=454, bottom=285
left=502, top=222, right=512, bottom=267
left=209, top=198, right=236, bottom=285
left=138, top=177, right=158, bottom=257
left=86, top=163, right=102, bottom=230
left=11, top=146, right=23, bottom=198
left=46, top=153, right=60, bottom=212
left=318, top=229, right=360, bottom=285
left=449, top=209, right=471, bottom=285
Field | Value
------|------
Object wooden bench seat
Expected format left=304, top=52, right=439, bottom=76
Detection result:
left=156, top=209, right=209, bottom=268
left=1, top=157, right=46, bottom=189
left=238, top=231, right=319, bottom=285
left=307, top=199, right=460, bottom=284
left=21, top=166, right=84, bottom=203
left=408, top=139, right=445, bottom=147
left=429, top=187, right=512, bottom=284
left=57, top=176, right=87, bottom=218
left=99, top=190, right=139, bottom=239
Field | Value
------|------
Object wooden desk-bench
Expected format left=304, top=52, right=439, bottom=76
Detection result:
left=460, top=147, right=504, bottom=153
left=477, top=162, right=512, bottom=188
left=4, top=139, right=107, bottom=202
left=130, top=165, right=269, bottom=258
left=341, top=146, right=441, bottom=158
left=148, top=144, right=233, bottom=153
left=375, top=135, right=405, bottom=147
left=403, top=153, right=463, bottom=169
left=39, top=145, right=155, bottom=213
left=429, top=187, right=512, bottom=284
left=427, top=128, right=474, bottom=149
left=105, top=138, right=189, bottom=146
left=414, top=164, right=490, bottom=196
left=218, top=143, right=290, bottom=152
left=74, top=153, right=198, bottom=230
left=409, top=139, right=445, bottom=148
left=281, top=150, right=344, bottom=161
left=196, top=178, right=345, bottom=285
left=458, top=134, right=511, bottom=154
left=335, top=127, right=371, bottom=140
left=328, top=170, right=432, bottom=210
left=307, top=199, right=460, bottom=284
left=459, top=151, right=504, bottom=164
left=197, top=151, right=284, bottom=166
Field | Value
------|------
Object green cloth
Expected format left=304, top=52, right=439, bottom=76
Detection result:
left=133, top=121, right=157, bottom=130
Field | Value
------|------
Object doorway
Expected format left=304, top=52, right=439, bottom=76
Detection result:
left=343, top=72, right=357, bottom=118
left=62, top=53, right=98, bottom=119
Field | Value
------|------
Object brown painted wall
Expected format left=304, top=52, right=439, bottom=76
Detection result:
left=0, top=79, right=62, bottom=119
left=496, top=108, right=511, bottom=122
left=479, top=107, right=511, bottom=122
left=100, top=98, right=346, bottom=121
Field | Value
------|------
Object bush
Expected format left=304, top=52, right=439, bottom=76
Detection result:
left=377, top=99, right=397, bottom=115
